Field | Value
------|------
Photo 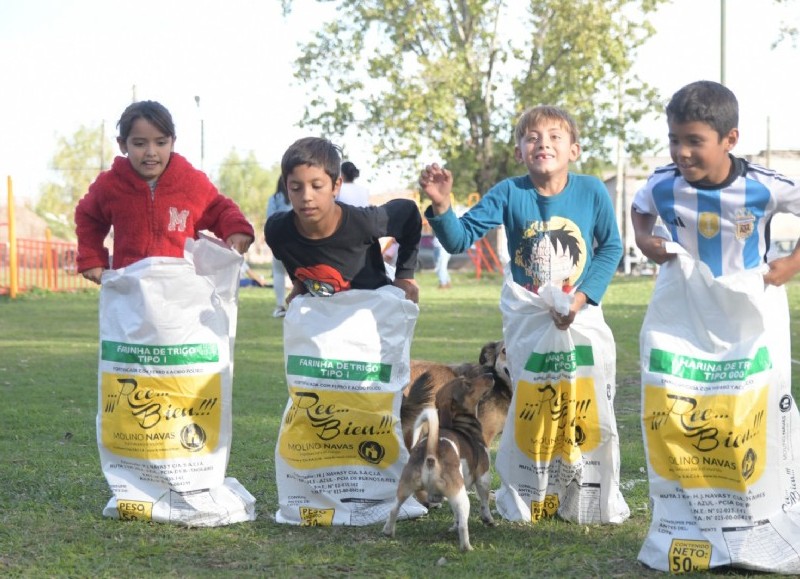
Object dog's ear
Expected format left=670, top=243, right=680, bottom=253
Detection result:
left=479, top=341, right=498, bottom=366
left=467, top=373, right=493, bottom=400
left=451, top=378, right=469, bottom=407
left=436, top=377, right=467, bottom=427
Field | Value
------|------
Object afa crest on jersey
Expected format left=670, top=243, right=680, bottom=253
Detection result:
left=734, top=209, right=756, bottom=240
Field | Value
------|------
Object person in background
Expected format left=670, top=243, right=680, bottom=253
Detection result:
left=337, top=161, right=370, bottom=207
left=75, top=100, right=253, bottom=282
left=266, top=177, right=293, bottom=317
left=433, top=235, right=451, bottom=289
left=381, top=236, right=400, bottom=280
left=239, top=260, right=268, bottom=287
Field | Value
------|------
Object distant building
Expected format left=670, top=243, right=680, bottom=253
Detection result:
left=0, top=204, right=52, bottom=242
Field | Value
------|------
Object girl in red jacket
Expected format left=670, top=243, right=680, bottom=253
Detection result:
left=75, top=100, right=254, bottom=283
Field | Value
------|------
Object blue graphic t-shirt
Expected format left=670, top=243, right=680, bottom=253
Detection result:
left=426, top=173, right=622, bottom=305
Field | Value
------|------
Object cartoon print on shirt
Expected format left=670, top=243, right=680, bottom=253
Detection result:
left=514, top=216, right=586, bottom=292
left=294, top=264, right=351, bottom=297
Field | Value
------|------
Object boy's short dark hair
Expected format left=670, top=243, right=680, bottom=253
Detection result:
left=281, top=137, right=342, bottom=184
left=514, top=105, right=579, bottom=144
left=666, top=80, right=739, bottom=138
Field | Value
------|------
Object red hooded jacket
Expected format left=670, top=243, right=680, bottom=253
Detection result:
left=75, top=153, right=254, bottom=272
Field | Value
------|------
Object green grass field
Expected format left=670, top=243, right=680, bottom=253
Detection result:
left=2, top=270, right=799, bottom=578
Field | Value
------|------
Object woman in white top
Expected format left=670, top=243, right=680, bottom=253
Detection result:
left=337, top=161, right=370, bottom=207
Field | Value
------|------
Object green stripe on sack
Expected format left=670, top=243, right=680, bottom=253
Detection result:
left=287, top=355, right=391, bottom=382
left=524, top=345, right=594, bottom=373
left=101, top=341, right=219, bottom=365
left=648, top=347, right=771, bottom=381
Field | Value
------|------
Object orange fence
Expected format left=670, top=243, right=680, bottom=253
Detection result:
left=467, top=237, right=503, bottom=279
left=0, top=238, right=94, bottom=294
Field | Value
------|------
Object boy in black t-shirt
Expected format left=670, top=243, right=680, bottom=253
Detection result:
left=265, top=137, right=421, bottom=305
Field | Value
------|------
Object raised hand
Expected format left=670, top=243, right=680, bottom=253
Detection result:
left=418, top=163, right=453, bottom=215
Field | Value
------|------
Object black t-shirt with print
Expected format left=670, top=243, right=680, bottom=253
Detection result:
left=265, top=199, right=421, bottom=295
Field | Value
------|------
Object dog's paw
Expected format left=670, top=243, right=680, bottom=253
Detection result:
left=382, top=523, right=395, bottom=537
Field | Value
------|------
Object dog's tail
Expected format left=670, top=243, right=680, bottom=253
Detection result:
left=413, top=408, right=440, bottom=474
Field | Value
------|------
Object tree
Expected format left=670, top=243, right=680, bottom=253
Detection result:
left=215, top=149, right=280, bottom=231
left=773, top=0, right=798, bottom=48
left=286, top=0, right=666, bottom=198
left=37, top=123, right=115, bottom=240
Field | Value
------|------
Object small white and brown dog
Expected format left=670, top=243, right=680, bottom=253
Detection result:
left=384, top=374, right=496, bottom=551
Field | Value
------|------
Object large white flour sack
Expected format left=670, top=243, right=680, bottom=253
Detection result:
left=494, top=278, right=630, bottom=525
left=274, top=286, right=426, bottom=526
left=96, top=238, right=255, bottom=527
left=638, top=250, right=800, bottom=574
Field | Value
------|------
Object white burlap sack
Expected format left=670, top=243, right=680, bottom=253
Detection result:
left=274, top=285, right=426, bottom=526
left=96, top=238, right=256, bottom=527
left=494, top=278, right=630, bottom=524
left=638, top=246, right=800, bottom=574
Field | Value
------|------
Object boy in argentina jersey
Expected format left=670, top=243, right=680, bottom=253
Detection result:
left=632, top=80, right=800, bottom=281
left=420, top=105, right=622, bottom=331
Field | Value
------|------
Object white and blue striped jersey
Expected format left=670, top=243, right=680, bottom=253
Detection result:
left=632, top=156, right=800, bottom=277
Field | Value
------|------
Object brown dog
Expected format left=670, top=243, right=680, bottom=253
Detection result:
left=475, top=340, right=512, bottom=446
left=384, top=374, right=496, bottom=551
left=402, top=340, right=511, bottom=449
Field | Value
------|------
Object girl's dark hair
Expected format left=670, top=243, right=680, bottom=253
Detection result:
left=117, top=101, right=176, bottom=141
left=281, top=137, right=342, bottom=184
left=666, top=81, right=739, bottom=138
left=341, top=161, right=360, bottom=182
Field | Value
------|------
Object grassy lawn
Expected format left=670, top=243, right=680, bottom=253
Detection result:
left=2, top=270, right=799, bottom=578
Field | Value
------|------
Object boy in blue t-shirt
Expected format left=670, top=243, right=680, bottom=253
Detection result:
left=631, top=80, right=800, bottom=280
left=420, top=105, right=622, bottom=329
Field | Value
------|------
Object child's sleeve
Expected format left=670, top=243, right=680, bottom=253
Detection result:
left=631, top=176, right=658, bottom=217
left=382, top=199, right=422, bottom=280
left=74, top=189, right=112, bottom=273
left=769, top=172, right=800, bottom=217
left=198, top=192, right=255, bottom=242
left=424, top=182, right=506, bottom=253
left=579, top=186, right=623, bottom=305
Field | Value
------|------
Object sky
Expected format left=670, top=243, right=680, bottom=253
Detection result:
left=1, top=0, right=798, bottom=203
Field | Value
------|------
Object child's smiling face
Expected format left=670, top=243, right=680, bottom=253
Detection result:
left=515, top=119, right=580, bottom=180
left=117, top=118, right=175, bottom=181
left=668, top=119, right=738, bottom=187
left=285, top=163, right=342, bottom=236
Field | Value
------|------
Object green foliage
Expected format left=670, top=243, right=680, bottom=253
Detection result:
left=36, top=124, right=116, bottom=240
left=3, top=273, right=800, bottom=577
left=772, top=0, right=799, bottom=48
left=215, top=149, right=280, bottom=227
left=289, top=0, right=667, bottom=195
